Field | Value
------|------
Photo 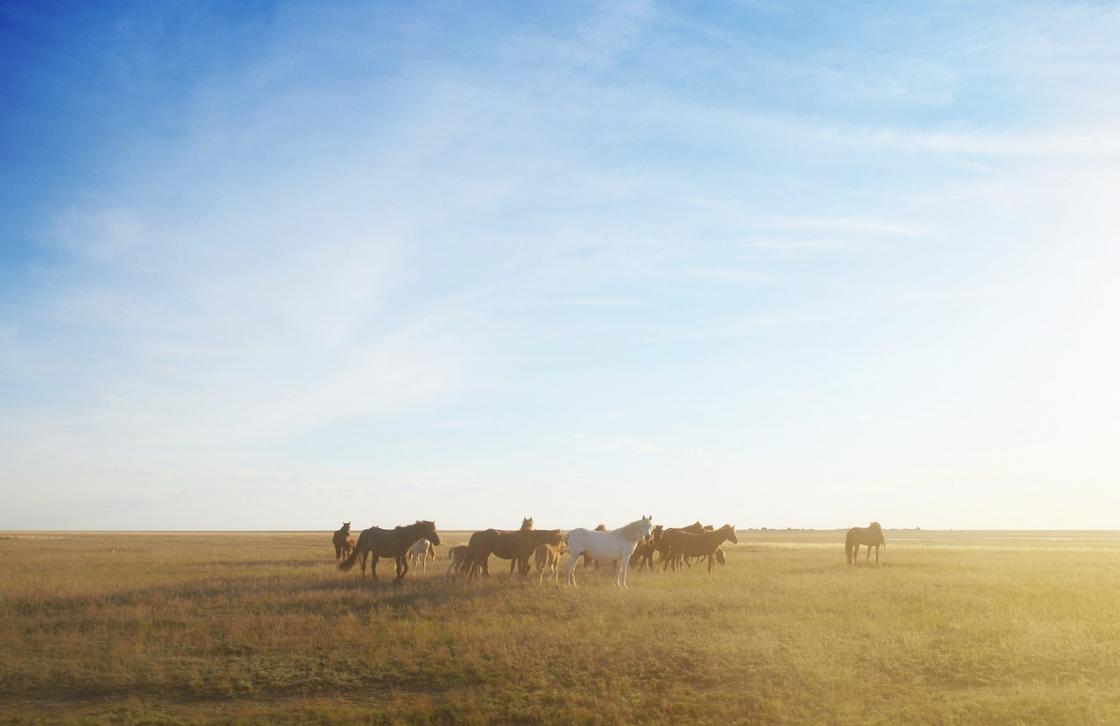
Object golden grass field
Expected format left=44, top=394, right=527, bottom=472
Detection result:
left=2, top=529, right=1119, bottom=724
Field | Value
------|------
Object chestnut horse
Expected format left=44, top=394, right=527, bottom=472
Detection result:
left=661, top=524, right=738, bottom=573
left=533, top=542, right=564, bottom=584
left=628, top=525, right=663, bottom=572
left=507, top=517, right=535, bottom=574
left=342, top=534, right=355, bottom=559
left=332, top=522, right=352, bottom=560
left=845, top=522, right=885, bottom=565
left=466, top=528, right=563, bottom=579
left=655, top=521, right=706, bottom=567
left=338, top=521, right=441, bottom=583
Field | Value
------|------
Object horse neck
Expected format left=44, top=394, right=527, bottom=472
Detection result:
left=614, top=520, right=648, bottom=542
left=398, top=522, right=428, bottom=544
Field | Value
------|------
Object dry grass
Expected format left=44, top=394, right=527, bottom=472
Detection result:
left=2, top=530, right=1119, bottom=724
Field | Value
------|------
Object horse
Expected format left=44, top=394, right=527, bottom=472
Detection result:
left=564, top=516, right=654, bottom=588
left=628, top=525, right=663, bottom=572
left=654, top=521, right=706, bottom=567
left=583, top=523, right=617, bottom=570
left=466, top=528, right=564, bottom=579
left=341, top=534, right=356, bottom=559
left=660, top=524, right=738, bottom=573
left=332, top=522, right=352, bottom=560
left=533, top=542, right=564, bottom=584
left=338, top=521, right=441, bottom=583
left=845, top=522, right=885, bottom=565
left=445, top=545, right=471, bottom=579
left=507, top=517, right=535, bottom=574
left=407, top=538, right=437, bottom=572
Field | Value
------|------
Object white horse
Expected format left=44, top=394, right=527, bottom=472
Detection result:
left=564, top=516, right=654, bottom=589
left=407, top=538, right=436, bottom=572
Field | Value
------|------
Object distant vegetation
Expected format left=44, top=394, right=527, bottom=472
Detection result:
left=1, top=530, right=1119, bottom=723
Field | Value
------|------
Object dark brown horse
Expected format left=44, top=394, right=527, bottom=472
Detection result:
left=338, top=521, right=441, bottom=583
left=628, top=525, right=663, bottom=572
left=466, top=528, right=564, bottom=578
left=332, top=522, right=352, bottom=560
left=845, top=522, right=885, bottom=565
left=445, top=545, right=471, bottom=579
left=661, top=524, right=738, bottom=573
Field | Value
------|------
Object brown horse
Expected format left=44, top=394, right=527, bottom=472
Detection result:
left=445, top=545, right=471, bottom=579
left=845, top=522, right=885, bottom=565
left=533, top=542, right=564, bottom=584
left=466, top=528, right=564, bottom=578
left=507, top=517, right=535, bottom=574
left=661, top=524, right=738, bottom=573
left=342, top=534, right=356, bottom=559
left=628, top=525, right=663, bottom=572
left=338, top=521, right=441, bottom=583
left=655, top=521, right=706, bottom=567
left=332, top=522, right=352, bottom=560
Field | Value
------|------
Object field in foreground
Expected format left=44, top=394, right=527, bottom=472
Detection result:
left=2, top=530, right=1119, bottom=724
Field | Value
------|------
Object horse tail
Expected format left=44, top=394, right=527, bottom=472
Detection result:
left=338, top=538, right=363, bottom=571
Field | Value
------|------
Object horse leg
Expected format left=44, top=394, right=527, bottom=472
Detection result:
left=370, top=556, right=379, bottom=582
left=708, top=552, right=714, bottom=573
left=565, top=554, right=578, bottom=586
left=397, top=555, right=408, bottom=582
left=360, top=551, right=369, bottom=580
left=866, top=546, right=871, bottom=564
left=874, top=545, right=879, bottom=565
left=852, top=544, right=860, bottom=565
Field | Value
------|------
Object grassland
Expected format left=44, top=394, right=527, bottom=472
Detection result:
left=2, top=529, right=1119, bottom=724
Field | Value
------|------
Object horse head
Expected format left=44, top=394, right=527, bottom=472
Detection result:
left=521, top=517, right=534, bottom=531
left=418, top=520, right=441, bottom=546
left=342, top=522, right=350, bottom=531
left=870, top=522, right=885, bottom=545
left=639, top=515, right=654, bottom=540
left=722, top=524, right=739, bottom=544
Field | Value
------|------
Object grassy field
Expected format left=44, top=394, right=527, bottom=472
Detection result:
left=2, top=529, right=1119, bottom=724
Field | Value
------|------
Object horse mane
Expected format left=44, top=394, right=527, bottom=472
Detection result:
left=613, top=518, right=650, bottom=540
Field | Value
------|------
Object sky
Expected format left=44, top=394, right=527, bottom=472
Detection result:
left=1, top=0, right=1118, bottom=531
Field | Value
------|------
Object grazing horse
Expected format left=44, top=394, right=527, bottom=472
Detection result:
left=533, top=542, right=564, bottom=584
left=332, top=522, right=352, bottom=560
left=445, top=545, right=471, bottom=579
left=338, top=521, right=441, bottom=583
left=564, top=516, right=654, bottom=588
left=467, top=528, right=564, bottom=578
left=845, top=522, right=885, bottom=565
left=661, top=524, right=738, bottom=573
left=628, top=525, right=663, bottom=572
left=407, top=538, right=437, bottom=572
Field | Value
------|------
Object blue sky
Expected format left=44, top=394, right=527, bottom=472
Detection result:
left=2, top=1, right=1118, bottom=530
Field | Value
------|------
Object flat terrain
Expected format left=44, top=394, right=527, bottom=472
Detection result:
left=2, top=529, right=1119, bottom=724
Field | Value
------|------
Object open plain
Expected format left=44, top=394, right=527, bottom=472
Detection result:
left=2, top=529, right=1119, bottom=724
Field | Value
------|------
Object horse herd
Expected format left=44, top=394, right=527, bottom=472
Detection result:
left=329, top=518, right=887, bottom=586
